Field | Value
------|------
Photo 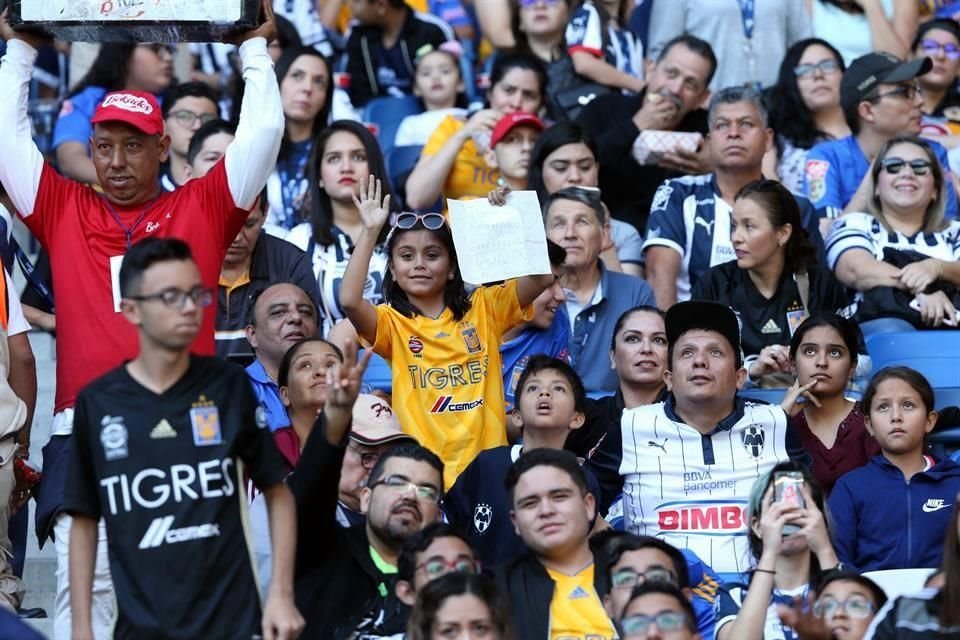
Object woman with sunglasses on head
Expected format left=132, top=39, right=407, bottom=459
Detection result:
left=286, top=120, right=396, bottom=335
left=340, top=176, right=554, bottom=488
left=716, top=460, right=840, bottom=640
left=53, top=42, right=175, bottom=184
left=766, top=39, right=850, bottom=197
left=826, top=134, right=960, bottom=335
left=264, top=46, right=333, bottom=233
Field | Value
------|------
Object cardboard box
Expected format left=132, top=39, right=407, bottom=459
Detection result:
left=6, top=0, right=261, bottom=42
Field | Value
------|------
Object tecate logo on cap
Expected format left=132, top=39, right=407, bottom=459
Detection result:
left=102, top=93, right=154, bottom=114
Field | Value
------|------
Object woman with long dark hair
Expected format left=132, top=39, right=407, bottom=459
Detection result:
left=693, top=180, right=848, bottom=386
left=285, top=120, right=396, bottom=335
left=53, top=43, right=175, bottom=183
left=407, top=573, right=516, bottom=640
left=264, top=46, right=333, bottom=232
left=766, top=38, right=849, bottom=194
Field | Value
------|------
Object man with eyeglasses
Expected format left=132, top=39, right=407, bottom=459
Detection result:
left=395, top=522, right=479, bottom=607
left=598, top=532, right=717, bottom=640
left=64, top=238, right=302, bottom=640
left=337, top=393, right=417, bottom=528
left=160, top=81, right=221, bottom=191
left=0, top=3, right=285, bottom=637
left=288, top=366, right=446, bottom=637
left=804, top=51, right=958, bottom=220
left=913, top=19, right=960, bottom=139
left=617, top=583, right=702, bottom=640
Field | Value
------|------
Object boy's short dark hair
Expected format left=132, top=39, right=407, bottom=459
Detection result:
left=597, top=532, right=691, bottom=593
left=161, top=81, right=220, bottom=119
left=368, top=443, right=445, bottom=492
left=119, top=238, right=193, bottom=298
left=397, top=522, right=474, bottom=583
left=504, top=448, right=587, bottom=503
left=514, top=355, right=586, bottom=415
left=187, top=119, right=236, bottom=166
left=619, top=583, right=697, bottom=632
left=546, top=239, right=567, bottom=269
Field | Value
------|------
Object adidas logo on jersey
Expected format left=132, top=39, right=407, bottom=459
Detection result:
left=569, top=586, right=590, bottom=600
left=149, top=419, right=177, bottom=439
left=760, top=319, right=781, bottom=334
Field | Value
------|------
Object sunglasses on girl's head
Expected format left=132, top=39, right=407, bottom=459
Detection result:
left=880, top=157, right=933, bottom=176
left=395, top=212, right=446, bottom=230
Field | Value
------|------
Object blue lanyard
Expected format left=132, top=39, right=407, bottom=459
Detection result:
left=737, top=0, right=755, bottom=41
left=102, top=194, right=161, bottom=250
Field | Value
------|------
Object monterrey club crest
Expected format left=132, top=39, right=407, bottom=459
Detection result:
left=742, top=426, right=765, bottom=459
left=473, top=503, right=493, bottom=534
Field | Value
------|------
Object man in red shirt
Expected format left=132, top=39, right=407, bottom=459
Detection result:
left=0, top=2, right=285, bottom=636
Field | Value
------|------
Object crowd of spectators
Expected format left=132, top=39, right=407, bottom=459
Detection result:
left=1, top=0, right=960, bottom=639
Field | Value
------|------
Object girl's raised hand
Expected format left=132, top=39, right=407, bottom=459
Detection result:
left=780, top=379, right=821, bottom=417
left=353, top=174, right=391, bottom=232
left=487, top=185, right=511, bottom=206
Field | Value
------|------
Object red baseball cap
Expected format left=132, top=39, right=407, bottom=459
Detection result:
left=489, top=112, right=545, bottom=149
left=90, top=91, right=164, bottom=136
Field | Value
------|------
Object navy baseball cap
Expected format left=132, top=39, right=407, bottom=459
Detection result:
left=666, top=301, right=743, bottom=366
left=840, top=52, right=932, bottom=110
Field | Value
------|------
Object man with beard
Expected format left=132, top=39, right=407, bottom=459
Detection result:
left=288, top=347, right=445, bottom=638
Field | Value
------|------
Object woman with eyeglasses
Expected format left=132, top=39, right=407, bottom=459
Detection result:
left=766, top=39, right=850, bottom=197
left=715, top=460, right=840, bottom=640
left=53, top=42, right=175, bottom=184
left=264, top=46, right=333, bottom=232
left=286, top=120, right=397, bottom=336
left=913, top=20, right=960, bottom=139
left=826, top=134, right=960, bottom=334
left=407, top=572, right=516, bottom=640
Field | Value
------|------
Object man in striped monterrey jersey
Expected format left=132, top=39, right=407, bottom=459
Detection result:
left=587, top=300, right=808, bottom=575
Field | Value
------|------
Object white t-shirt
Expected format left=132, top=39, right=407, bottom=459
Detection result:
left=395, top=108, right=467, bottom=148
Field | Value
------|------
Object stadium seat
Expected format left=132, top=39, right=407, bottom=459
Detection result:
left=362, top=95, right=422, bottom=155
left=952, top=449, right=960, bottom=463
left=739, top=388, right=787, bottom=405
left=386, top=145, right=443, bottom=211
left=866, top=331, right=960, bottom=409
left=862, top=568, right=936, bottom=600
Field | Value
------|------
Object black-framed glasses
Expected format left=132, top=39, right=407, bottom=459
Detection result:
left=169, top=110, right=219, bottom=129
left=880, top=157, right=933, bottom=176
left=415, top=557, right=479, bottom=579
left=140, top=43, right=176, bottom=57
left=793, top=59, right=841, bottom=78
left=870, top=84, right=921, bottom=102
left=920, top=39, right=960, bottom=60
left=813, top=595, right=875, bottom=619
left=370, top=474, right=441, bottom=503
left=395, top=212, right=446, bottom=230
left=126, top=286, right=213, bottom=309
left=348, top=443, right=381, bottom=470
left=620, top=611, right=689, bottom=637
left=611, top=567, right=678, bottom=590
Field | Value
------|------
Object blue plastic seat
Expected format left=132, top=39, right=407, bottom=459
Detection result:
left=385, top=144, right=428, bottom=207
left=361, top=95, right=422, bottom=155
left=866, top=331, right=960, bottom=409
left=739, top=388, right=787, bottom=405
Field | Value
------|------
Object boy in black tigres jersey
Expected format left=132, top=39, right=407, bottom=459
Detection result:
left=64, top=239, right=303, bottom=640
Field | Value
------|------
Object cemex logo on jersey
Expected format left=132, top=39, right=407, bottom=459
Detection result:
left=430, top=396, right=484, bottom=414
left=139, top=516, right=221, bottom=549
left=657, top=499, right=750, bottom=535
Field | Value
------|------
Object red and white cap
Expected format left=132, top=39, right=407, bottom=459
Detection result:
left=90, top=91, right=164, bottom=136
left=489, top=112, right=545, bottom=148
left=349, top=394, right=417, bottom=446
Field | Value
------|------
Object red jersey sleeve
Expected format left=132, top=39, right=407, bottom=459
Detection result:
left=23, top=163, right=96, bottom=248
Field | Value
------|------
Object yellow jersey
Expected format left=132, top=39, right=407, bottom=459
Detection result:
left=372, top=280, right=531, bottom=488
left=545, top=564, right=617, bottom=640
left=422, top=115, right=501, bottom=202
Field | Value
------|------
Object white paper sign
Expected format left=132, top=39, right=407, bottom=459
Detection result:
left=22, top=0, right=242, bottom=22
left=447, top=191, right=551, bottom=285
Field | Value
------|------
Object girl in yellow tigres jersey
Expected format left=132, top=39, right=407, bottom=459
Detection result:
left=340, top=176, right=554, bottom=489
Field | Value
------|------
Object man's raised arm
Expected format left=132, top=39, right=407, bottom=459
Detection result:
left=0, top=19, right=46, bottom=217
left=224, top=2, right=285, bottom=210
